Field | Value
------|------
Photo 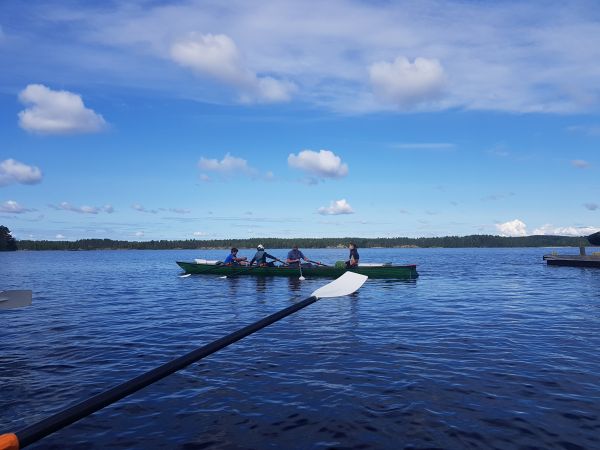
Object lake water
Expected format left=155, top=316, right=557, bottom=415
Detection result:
left=1, top=248, right=599, bottom=449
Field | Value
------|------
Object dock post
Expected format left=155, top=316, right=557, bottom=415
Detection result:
left=580, top=246, right=586, bottom=256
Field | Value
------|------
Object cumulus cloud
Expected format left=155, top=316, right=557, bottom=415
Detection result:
left=288, top=150, right=348, bottom=180
left=584, top=203, right=599, bottom=211
left=55, top=234, right=66, bottom=240
left=571, top=159, right=590, bottom=169
left=50, top=202, right=111, bottom=214
left=170, top=33, right=295, bottom=103
left=199, top=153, right=250, bottom=173
left=317, top=199, right=354, bottom=215
left=369, top=57, right=446, bottom=107
left=193, top=231, right=208, bottom=237
left=0, top=159, right=43, bottom=186
left=18, top=84, right=106, bottom=134
left=496, top=219, right=527, bottom=237
left=0, top=200, right=35, bottom=214
left=533, top=224, right=600, bottom=236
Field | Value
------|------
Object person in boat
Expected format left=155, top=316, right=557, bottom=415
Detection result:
left=224, top=247, right=247, bottom=266
left=346, top=242, right=359, bottom=268
left=249, top=244, right=278, bottom=267
left=286, top=244, right=310, bottom=267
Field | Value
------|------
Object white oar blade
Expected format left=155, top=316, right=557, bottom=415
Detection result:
left=311, top=272, right=368, bottom=299
left=0, top=290, right=33, bottom=309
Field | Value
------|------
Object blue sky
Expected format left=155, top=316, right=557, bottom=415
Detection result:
left=0, top=0, right=599, bottom=241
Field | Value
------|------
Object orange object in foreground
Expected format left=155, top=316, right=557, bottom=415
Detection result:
left=0, top=434, right=19, bottom=450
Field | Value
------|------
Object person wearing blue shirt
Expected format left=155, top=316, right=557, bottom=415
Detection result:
left=286, top=244, right=309, bottom=267
left=224, top=247, right=247, bottom=266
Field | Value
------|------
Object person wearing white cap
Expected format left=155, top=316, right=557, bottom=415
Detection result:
left=249, top=244, right=278, bottom=267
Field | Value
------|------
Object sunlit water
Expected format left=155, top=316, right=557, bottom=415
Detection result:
left=1, top=248, right=599, bottom=449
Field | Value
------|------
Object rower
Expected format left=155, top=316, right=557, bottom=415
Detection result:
left=346, top=242, right=359, bottom=267
left=286, top=244, right=309, bottom=267
left=224, top=247, right=247, bottom=266
left=249, top=244, right=278, bottom=267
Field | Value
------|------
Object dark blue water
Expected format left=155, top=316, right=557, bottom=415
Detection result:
left=1, top=248, right=599, bottom=449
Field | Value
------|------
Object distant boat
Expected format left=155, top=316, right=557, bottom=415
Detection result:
left=176, top=261, right=418, bottom=279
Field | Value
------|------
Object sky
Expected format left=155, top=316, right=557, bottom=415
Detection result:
left=0, top=0, right=599, bottom=241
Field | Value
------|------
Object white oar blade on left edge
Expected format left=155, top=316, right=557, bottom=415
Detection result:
left=311, top=272, right=368, bottom=299
left=0, top=290, right=33, bottom=309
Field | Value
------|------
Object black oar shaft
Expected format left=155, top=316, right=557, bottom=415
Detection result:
left=13, top=295, right=318, bottom=448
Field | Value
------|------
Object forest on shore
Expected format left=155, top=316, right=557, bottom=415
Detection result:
left=14, top=234, right=589, bottom=251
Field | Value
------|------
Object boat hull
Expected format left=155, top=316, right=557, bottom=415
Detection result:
left=176, top=261, right=418, bottom=279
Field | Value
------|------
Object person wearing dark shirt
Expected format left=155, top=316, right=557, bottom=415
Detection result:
left=224, top=247, right=247, bottom=266
left=286, top=245, right=309, bottom=267
left=346, top=242, right=359, bottom=268
left=249, top=244, right=278, bottom=267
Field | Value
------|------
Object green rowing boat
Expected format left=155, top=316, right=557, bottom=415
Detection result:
left=176, top=261, right=418, bottom=279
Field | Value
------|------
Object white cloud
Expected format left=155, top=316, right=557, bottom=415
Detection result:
left=571, top=159, right=590, bottom=169
left=0, top=159, right=43, bottom=186
left=170, top=33, right=295, bottom=103
left=134, top=231, right=144, bottom=237
left=18, top=84, right=106, bottom=134
left=103, top=204, right=114, bottom=213
left=533, top=224, right=600, bottom=236
left=169, top=208, right=191, bottom=214
left=12, top=1, right=600, bottom=113
left=288, top=149, right=348, bottom=179
left=51, top=202, right=102, bottom=214
left=496, top=219, right=527, bottom=236
left=55, top=234, right=66, bottom=240
left=584, top=203, right=599, bottom=211
left=199, top=153, right=250, bottom=173
left=317, top=199, right=354, bottom=215
left=132, top=204, right=157, bottom=214
left=0, top=200, right=35, bottom=214
left=193, top=231, right=208, bottom=236
left=369, top=57, right=446, bottom=107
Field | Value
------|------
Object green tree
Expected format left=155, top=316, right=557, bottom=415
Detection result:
left=0, top=225, right=18, bottom=251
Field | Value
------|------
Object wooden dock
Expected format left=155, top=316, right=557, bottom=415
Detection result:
left=543, top=254, right=600, bottom=268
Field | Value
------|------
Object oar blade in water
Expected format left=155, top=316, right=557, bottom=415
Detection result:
left=311, top=272, right=368, bottom=299
left=0, top=290, right=33, bottom=309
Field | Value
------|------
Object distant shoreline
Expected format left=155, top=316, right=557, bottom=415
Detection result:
left=13, top=235, right=590, bottom=251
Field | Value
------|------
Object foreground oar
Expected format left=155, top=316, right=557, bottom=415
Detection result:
left=0, top=272, right=368, bottom=449
left=0, top=290, right=32, bottom=309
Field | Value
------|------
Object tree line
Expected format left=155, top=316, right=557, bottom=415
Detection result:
left=12, top=234, right=588, bottom=251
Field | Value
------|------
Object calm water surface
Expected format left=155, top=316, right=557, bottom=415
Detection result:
left=1, top=248, right=599, bottom=449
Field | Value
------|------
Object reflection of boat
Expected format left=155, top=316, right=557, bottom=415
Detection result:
left=543, top=254, right=600, bottom=268
left=176, top=261, right=418, bottom=279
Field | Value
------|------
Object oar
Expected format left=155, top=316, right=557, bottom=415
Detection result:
left=0, top=290, right=32, bottom=309
left=307, top=260, right=329, bottom=267
left=0, top=272, right=368, bottom=449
